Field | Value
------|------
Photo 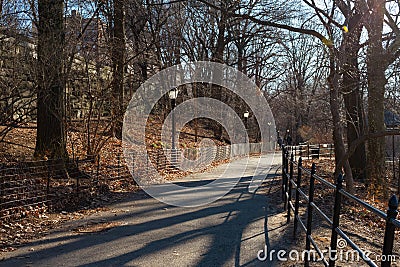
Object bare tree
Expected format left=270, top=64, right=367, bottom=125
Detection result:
left=336, top=0, right=366, bottom=180
left=111, top=0, right=125, bottom=139
left=34, top=0, right=67, bottom=159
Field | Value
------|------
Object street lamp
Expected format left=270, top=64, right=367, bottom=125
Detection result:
left=277, top=130, right=282, bottom=148
left=168, top=88, right=179, bottom=101
left=169, top=89, right=179, bottom=166
left=168, top=89, right=179, bottom=150
left=286, top=129, right=291, bottom=146
left=244, top=111, right=249, bottom=143
left=268, top=122, right=272, bottom=144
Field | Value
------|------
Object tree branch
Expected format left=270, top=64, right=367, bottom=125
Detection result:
left=194, top=0, right=331, bottom=46
left=302, top=0, right=343, bottom=29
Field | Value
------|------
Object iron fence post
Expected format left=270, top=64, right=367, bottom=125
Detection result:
left=307, top=144, right=310, bottom=159
left=381, top=195, right=398, bottom=267
left=118, top=154, right=121, bottom=179
left=165, top=150, right=168, bottom=170
left=305, top=163, right=316, bottom=267
left=284, top=149, right=289, bottom=210
left=46, top=159, right=50, bottom=197
left=156, top=150, right=160, bottom=171
left=146, top=155, right=149, bottom=175
left=286, top=150, right=289, bottom=173
left=294, top=157, right=302, bottom=239
left=131, top=152, right=135, bottom=178
left=282, top=145, right=286, bottom=201
left=287, top=153, right=294, bottom=223
left=393, top=136, right=396, bottom=189
left=0, top=164, right=3, bottom=209
left=96, top=155, right=100, bottom=186
left=76, top=157, right=79, bottom=193
left=329, top=173, right=344, bottom=267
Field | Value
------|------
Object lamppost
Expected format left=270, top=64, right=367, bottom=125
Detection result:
left=169, top=89, right=178, bottom=149
left=277, top=130, right=281, bottom=149
left=169, top=89, right=179, bottom=164
left=268, top=122, right=272, bottom=145
left=392, top=96, right=396, bottom=188
left=244, top=111, right=249, bottom=143
left=286, top=129, right=290, bottom=146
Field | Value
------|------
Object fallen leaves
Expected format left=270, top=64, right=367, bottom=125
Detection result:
left=0, top=115, right=235, bottom=253
left=0, top=213, right=61, bottom=252
left=73, top=221, right=122, bottom=234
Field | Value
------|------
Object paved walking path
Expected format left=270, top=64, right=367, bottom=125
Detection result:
left=0, top=153, right=294, bottom=267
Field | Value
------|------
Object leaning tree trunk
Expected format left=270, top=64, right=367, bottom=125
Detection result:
left=366, top=0, right=387, bottom=198
left=34, top=0, right=67, bottom=159
left=327, top=48, right=354, bottom=193
left=340, top=13, right=366, bottom=181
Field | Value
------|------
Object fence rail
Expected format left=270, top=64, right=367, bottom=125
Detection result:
left=0, top=157, right=103, bottom=219
left=0, top=143, right=268, bottom=221
left=286, top=143, right=334, bottom=160
left=282, top=145, right=399, bottom=267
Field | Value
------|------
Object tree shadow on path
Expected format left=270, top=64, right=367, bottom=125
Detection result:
left=1, top=172, right=297, bottom=267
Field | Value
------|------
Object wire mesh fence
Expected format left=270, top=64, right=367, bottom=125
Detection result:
left=0, top=143, right=269, bottom=221
left=0, top=161, right=49, bottom=220
left=0, top=158, right=101, bottom=220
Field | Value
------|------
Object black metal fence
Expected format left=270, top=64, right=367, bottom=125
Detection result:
left=282, top=146, right=400, bottom=267
left=288, top=144, right=400, bottom=195
left=385, top=157, right=400, bottom=195
left=286, top=143, right=334, bottom=159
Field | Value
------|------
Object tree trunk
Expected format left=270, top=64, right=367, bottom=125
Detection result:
left=366, top=0, right=387, bottom=197
left=34, top=0, right=67, bottom=159
left=111, top=0, right=125, bottom=139
left=212, top=5, right=227, bottom=141
left=0, top=0, right=3, bottom=19
left=340, top=12, right=366, bottom=180
left=327, top=50, right=354, bottom=193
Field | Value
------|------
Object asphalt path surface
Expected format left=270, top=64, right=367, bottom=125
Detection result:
left=0, top=153, right=292, bottom=267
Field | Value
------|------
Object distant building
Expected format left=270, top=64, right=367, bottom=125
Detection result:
left=0, top=11, right=112, bottom=124
left=0, top=30, right=36, bottom=123
left=65, top=10, right=108, bottom=64
left=65, top=10, right=112, bottom=119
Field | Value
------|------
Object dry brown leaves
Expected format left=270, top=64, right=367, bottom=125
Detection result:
left=0, top=116, right=233, bottom=253
left=73, top=221, right=122, bottom=234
